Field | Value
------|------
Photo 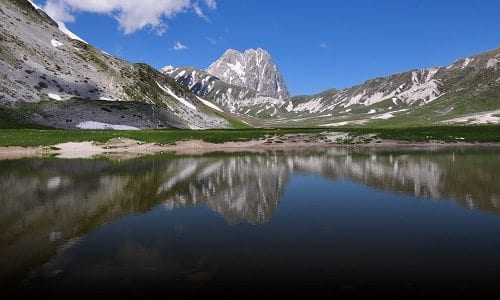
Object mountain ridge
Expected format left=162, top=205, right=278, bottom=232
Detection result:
left=1, top=0, right=499, bottom=129
left=163, top=46, right=499, bottom=126
left=0, top=0, right=237, bottom=129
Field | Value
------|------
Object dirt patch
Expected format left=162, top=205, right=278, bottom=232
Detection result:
left=0, top=136, right=499, bottom=160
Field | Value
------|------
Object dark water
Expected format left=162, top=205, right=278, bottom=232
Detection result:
left=1, top=147, right=500, bottom=298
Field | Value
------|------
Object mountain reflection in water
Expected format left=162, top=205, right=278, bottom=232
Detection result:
left=1, top=147, right=499, bottom=297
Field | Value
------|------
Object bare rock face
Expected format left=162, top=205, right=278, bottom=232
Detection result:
left=206, top=48, right=290, bottom=100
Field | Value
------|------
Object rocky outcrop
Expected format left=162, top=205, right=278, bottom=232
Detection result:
left=207, top=48, right=290, bottom=100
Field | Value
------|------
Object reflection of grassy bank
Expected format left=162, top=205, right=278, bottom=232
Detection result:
left=1, top=148, right=500, bottom=293
left=0, top=125, right=499, bottom=147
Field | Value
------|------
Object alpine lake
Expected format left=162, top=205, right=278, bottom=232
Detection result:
left=1, top=146, right=500, bottom=298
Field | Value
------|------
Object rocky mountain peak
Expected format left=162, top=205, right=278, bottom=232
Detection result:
left=206, top=48, right=290, bottom=99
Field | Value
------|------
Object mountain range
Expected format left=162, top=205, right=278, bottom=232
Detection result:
left=0, top=0, right=499, bottom=129
left=165, top=47, right=500, bottom=128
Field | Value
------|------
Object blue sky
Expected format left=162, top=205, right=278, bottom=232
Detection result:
left=37, top=0, right=500, bottom=96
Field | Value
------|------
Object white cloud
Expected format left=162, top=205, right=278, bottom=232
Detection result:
left=172, top=41, right=188, bottom=51
left=152, top=23, right=168, bottom=36
left=43, top=0, right=75, bottom=23
left=320, top=42, right=328, bottom=49
left=206, top=37, right=217, bottom=45
left=193, top=3, right=209, bottom=21
left=205, top=0, right=217, bottom=10
left=42, top=0, right=217, bottom=35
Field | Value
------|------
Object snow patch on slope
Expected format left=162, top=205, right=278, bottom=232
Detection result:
left=320, top=119, right=369, bottom=127
left=48, top=93, right=62, bottom=101
left=292, top=98, right=324, bottom=113
left=340, top=69, right=441, bottom=108
left=486, top=58, right=498, bottom=70
left=397, top=79, right=441, bottom=105
left=442, top=110, right=500, bottom=125
left=27, top=0, right=42, bottom=10
left=371, top=112, right=394, bottom=120
left=393, top=70, right=442, bottom=105
left=156, top=82, right=197, bottom=111
left=227, top=61, right=245, bottom=78
left=425, top=67, right=439, bottom=81
left=161, top=65, right=175, bottom=74
left=461, top=57, right=473, bottom=69
left=51, top=39, right=63, bottom=48
left=29, top=0, right=86, bottom=44
left=76, top=121, right=140, bottom=130
left=370, top=109, right=408, bottom=120
left=365, top=92, right=394, bottom=106
left=57, top=22, right=87, bottom=44
left=345, top=91, right=366, bottom=106
left=196, top=96, right=223, bottom=112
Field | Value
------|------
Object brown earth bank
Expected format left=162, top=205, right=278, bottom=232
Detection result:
left=0, top=135, right=499, bottom=160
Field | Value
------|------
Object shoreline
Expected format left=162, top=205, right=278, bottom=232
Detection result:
left=0, top=137, right=499, bottom=160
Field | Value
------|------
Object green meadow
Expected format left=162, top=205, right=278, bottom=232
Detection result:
left=0, top=125, right=498, bottom=147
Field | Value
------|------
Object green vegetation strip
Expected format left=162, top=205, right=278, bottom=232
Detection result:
left=0, top=125, right=499, bottom=147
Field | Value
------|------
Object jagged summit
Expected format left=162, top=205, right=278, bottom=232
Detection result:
left=206, top=48, right=290, bottom=99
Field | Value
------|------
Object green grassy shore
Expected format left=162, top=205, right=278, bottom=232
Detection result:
left=0, top=125, right=499, bottom=147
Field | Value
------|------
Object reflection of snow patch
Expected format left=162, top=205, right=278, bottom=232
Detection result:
left=198, top=161, right=224, bottom=178
left=76, top=121, right=140, bottom=130
left=47, top=177, right=61, bottom=190
left=157, top=163, right=198, bottom=194
left=49, top=231, right=63, bottom=242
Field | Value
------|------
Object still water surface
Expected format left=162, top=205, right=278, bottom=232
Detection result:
left=1, top=147, right=500, bottom=297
